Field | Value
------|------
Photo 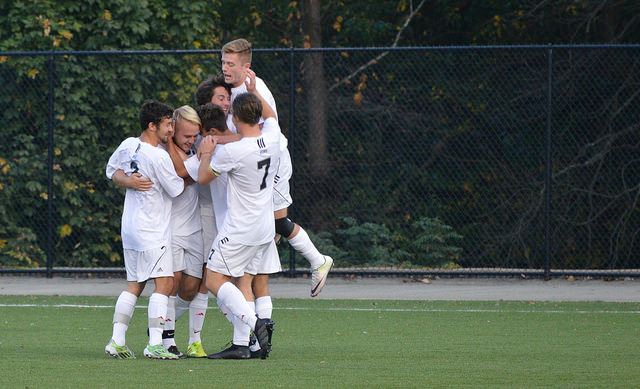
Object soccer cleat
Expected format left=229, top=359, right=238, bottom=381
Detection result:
left=186, top=341, right=207, bottom=358
left=167, top=345, right=187, bottom=359
left=253, top=317, right=274, bottom=360
left=143, top=344, right=179, bottom=360
left=248, top=332, right=270, bottom=359
left=311, top=255, right=334, bottom=297
left=105, top=339, right=136, bottom=359
left=206, top=344, right=250, bottom=359
left=250, top=349, right=267, bottom=359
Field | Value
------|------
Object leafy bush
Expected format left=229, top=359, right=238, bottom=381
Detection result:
left=278, top=216, right=463, bottom=269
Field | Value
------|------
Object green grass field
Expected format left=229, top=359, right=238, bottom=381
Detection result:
left=1, top=295, right=638, bottom=388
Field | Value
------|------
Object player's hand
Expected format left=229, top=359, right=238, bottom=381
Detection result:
left=197, top=135, right=216, bottom=159
left=245, top=68, right=257, bottom=93
left=128, top=172, right=153, bottom=191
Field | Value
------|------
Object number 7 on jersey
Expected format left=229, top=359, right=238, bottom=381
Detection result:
left=258, top=158, right=271, bottom=190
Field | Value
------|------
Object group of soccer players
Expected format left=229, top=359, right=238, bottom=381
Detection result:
left=104, top=39, right=334, bottom=360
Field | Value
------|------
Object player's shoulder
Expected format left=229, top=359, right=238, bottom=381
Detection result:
left=117, top=136, right=140, bottom=149
left=140, top=142, right=170, bottom=161
left=221, top=138, right=249, bottom=156
left=256, top=77, right=273, bottom=94
left=262, top=118, right=281, bottom=138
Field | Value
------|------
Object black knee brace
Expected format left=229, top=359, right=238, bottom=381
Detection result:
left=275, top=217, right=295, bottom=238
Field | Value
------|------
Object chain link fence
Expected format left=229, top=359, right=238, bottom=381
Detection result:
left=1, top=45, right=639, bottom=277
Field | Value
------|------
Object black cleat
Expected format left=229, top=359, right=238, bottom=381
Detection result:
left=249, top=331, right=270, bottom=359
left=206, top=344, right=250, bottom=359
left=253, top=316, right=274, bottom=360
left=250, top=349, right=268, bottom=359
left=167, top=345, right=187, bottom=359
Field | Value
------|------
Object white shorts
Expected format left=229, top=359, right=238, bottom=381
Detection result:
left=206, top=238, right=271, bottom=278
left=257, top=240, right=282, bottom=274
left=273, top=149, right=293, bottom=212
left=171, top=232, right=205, bottom=279
left=124, top=246, right=173, bottom=282
left=200, top=203, right=217, bottom=264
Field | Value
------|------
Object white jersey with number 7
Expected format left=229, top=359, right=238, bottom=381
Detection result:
left=209, top=117, right=281, bottom=246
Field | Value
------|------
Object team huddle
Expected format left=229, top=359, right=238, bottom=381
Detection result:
left=104, top=39, right=333, bottom=360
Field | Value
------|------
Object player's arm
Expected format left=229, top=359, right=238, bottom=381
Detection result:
left=245, top=69, right=276, bottom=120
left=198, top=136, right=218, bottom=185
left=213, top=133, right=241, bottom=144
left=156, top=157, right=185, bottom=197
left=111, top=169, right=153, bottom=191
left=167, top=137, right=191, bottom=179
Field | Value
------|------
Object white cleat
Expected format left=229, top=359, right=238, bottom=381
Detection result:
left=143, top=344, right=179, bottom=360
left=311, top=256, right=333, bottom=297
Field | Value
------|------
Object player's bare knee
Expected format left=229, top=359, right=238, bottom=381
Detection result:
left=252, top=274, right=270, bottom=297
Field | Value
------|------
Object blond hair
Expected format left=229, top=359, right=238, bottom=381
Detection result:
left=173, top=105, right=201, bottom=127
left=221, top=38, right=252, bottom=64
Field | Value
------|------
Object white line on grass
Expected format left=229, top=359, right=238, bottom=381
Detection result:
left=0, top=303, right=639, bottom=314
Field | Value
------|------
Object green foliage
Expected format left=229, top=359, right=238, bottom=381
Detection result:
left=2, top=1, right=639, bottom=270
left=409, top=216, right=463, bottom=265
left=334, top=216, right=411, bottom=267
left=279, top=216, right=462, bottom=269
left=0, top=1, right=221, bottom=268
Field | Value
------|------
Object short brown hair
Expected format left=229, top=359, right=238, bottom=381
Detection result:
left=197, top=103, right=228, bottom=133
left=139, top=100, right=173, bottom=131
left=221, top=38, right=252, bottom=64
left=232, top=93, right=262, bottom=126
left=195, top=74, right=231, bottom=106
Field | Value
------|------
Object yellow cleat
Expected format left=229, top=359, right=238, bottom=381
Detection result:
left=186, top=341, right=207, bottom=358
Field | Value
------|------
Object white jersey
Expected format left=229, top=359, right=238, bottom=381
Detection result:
left=170, top=145, right=201, bottom=236
left=227, top=76, right=277, bottom=133
left=227, top=76, right=290, bottom=179
left=210, top=117, right=281, bottom=245
left=185, top=154, right=228, bottom=232
left=193, top=135, right=213, bottom=208
left=170, top=179, right=201, bottom=236
left=106, top=137, right=184, bottom=251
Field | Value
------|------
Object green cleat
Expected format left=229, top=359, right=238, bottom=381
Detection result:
left=186, top=341, right=207, bottom=358
left=143, top=344, right=179, bottom=360
left=105, top=339, right=136, bottom=359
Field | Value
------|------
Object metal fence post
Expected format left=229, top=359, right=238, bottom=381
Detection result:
left=288, top=47, right=296, bottom=278
left=544, top=45, right=553, bottom=281
left=46, top=53, right=55, bottom=278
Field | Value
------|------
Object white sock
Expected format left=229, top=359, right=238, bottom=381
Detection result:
left=112, top=291, right=137, bottom=346
left=288, top=227, right=325, bottom=268
left=232, top=312, right=251, bottom=347
left=163, top=296, right=177, bottom=348
left=175, top=295, right=191, bottom=322
left=148, top=293, right=169, bottom=346
left=189, top=293, right=208, bottom=345
left=217, top=298, right=234, bottom=324
left=255, top=296, right=273, bottom=319
left=248, top=300, right=260, bottom=351
left=218, top=290, right=252, bottom=347
left=216, top=282, right=257, bottom=330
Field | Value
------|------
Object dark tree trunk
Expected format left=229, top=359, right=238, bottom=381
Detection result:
left=301, top=0, right=329, bottom=180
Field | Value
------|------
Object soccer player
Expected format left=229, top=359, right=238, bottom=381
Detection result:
left=221, top=38, right=334, bottom=297
left=111, top=106, right=212, bottom=359
left=161, top=105, right=207, bottom=358
left=185, top=103, right=246, bottom=358
left=195, top=73, right=231, bottom=115
left=196, top=88, right=280, bottom=360
left=104, top=100, right=184, bottom=360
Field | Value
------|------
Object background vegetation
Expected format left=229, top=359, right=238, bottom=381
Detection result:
left=1, top=1, right=639, bottom=270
